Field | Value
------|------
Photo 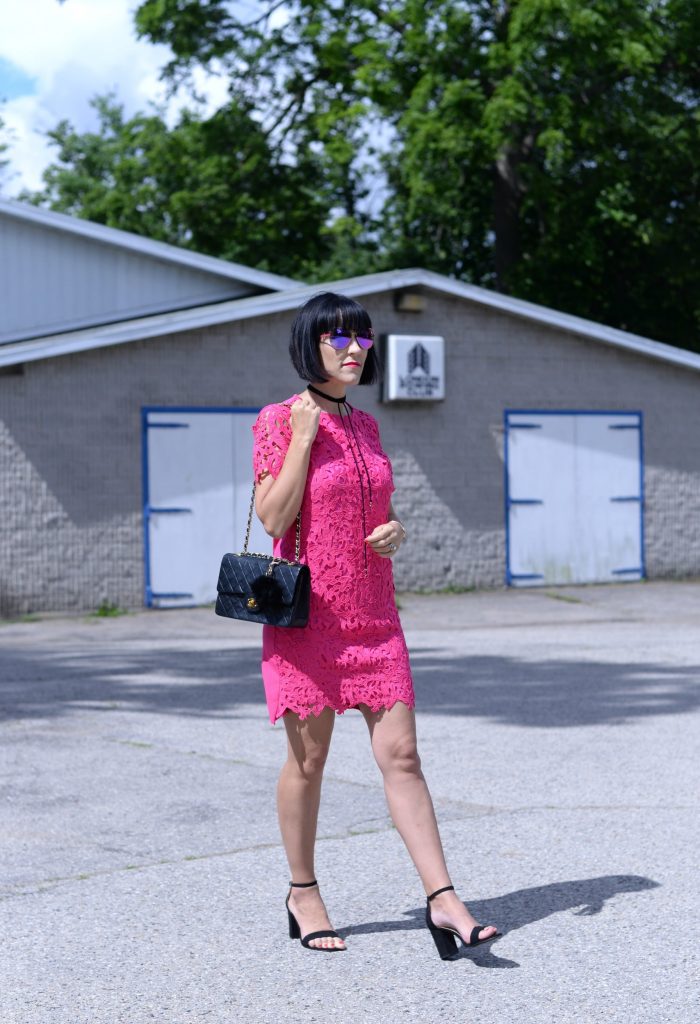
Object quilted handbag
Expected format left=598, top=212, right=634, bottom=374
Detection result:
left=215, top=484, right=310, bottom=627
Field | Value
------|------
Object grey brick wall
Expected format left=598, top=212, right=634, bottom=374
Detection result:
left=644, top=466, right=700, bottom=578
left=1, top=289, right=699, bottom=616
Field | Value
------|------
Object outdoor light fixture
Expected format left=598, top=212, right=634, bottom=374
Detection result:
left=394, top=291, right=427, bottom=313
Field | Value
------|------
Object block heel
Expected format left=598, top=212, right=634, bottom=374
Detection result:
left=426, top=911, right=459, bottom=959
left=287, top=904, right=301, bottom=939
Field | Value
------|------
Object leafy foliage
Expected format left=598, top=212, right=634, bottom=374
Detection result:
left=25, top=1, right=700, bottom=348
left=21, top=94, right=333, bottom=276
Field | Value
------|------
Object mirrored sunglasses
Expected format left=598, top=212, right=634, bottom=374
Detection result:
left=320, top=326, right=375, bottom=350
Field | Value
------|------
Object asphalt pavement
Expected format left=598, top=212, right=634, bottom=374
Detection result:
left=1, top=581, right=699, bottom=1024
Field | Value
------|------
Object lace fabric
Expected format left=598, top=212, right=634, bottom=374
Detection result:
left=252, top=396, right=415, bottom=722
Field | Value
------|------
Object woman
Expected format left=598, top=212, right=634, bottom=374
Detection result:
left=252, top=292, right=499, bottom=958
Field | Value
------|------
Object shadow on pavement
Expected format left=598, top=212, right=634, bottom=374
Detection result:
left=412, top=651, right=700, bottom=726
left=340, top=873, right=659, bottom=967
left=1, top=643, right=699, bottom=728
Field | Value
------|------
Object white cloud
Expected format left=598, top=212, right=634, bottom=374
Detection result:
left=1, top=95, right=53, bottom=193
left=0, top=0, right=231, bottom=195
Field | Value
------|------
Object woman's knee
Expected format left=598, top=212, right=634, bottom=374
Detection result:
left=376, top=738, right=422, bottom=779
left=287, top=738, right=331, bottom=780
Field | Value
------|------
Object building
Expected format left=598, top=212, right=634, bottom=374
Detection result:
left=1, top=199, right=699, bottom=616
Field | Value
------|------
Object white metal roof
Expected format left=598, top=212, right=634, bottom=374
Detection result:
left=1, top=266, right=699, bottom=374
left=0, top=198, right=301, bottom=293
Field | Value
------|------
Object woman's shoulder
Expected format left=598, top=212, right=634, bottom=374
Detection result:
left=253, top=397, right=297, bottom=435
left=257, top=395, right=300, bottom=418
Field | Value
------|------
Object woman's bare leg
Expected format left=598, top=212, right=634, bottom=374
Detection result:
left=278, top=707, right=345, bottom=949
left=360, top=700, right=497, bottom=942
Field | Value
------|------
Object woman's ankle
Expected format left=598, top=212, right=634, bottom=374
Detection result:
left=288, top=881, right=321, bottom=900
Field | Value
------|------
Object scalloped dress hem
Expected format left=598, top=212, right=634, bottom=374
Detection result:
left=271, top=694, right=416, bottom=725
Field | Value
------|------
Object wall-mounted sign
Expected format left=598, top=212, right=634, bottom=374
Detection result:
left=383, top=334, right=445, bottom=401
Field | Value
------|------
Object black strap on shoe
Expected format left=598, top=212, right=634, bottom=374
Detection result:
left=427, top=884, right=455, bottom=902
left=289, top=879, right=318, bottom=888
left=301, top=929, right=341, bottom=946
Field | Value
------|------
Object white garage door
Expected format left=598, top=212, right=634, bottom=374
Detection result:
left=505, top=411, right=645, bottom=587
left=143, top=408, right=271, bottom=607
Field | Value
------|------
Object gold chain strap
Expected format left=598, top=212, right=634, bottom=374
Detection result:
left=244, top=401, right=302, bottom=562
left=243, top=483, right=301, bottom=562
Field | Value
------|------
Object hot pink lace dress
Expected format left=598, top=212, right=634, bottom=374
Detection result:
left=252, top=395, right=415, bottom=723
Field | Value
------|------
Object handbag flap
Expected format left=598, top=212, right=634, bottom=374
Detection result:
left=217, top=553, right=305, bottom=608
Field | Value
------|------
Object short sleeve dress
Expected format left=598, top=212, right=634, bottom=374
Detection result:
left=252, top=394, right=415, bottom=723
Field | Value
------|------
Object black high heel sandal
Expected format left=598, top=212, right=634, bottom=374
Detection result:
left=286, top=880, right=346, bottom=952
left=425, top=885, right=500, bottom=960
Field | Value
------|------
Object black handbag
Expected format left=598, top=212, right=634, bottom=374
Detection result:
left=215, top=484, right=311, bottom=627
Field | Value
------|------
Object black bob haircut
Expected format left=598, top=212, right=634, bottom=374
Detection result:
left=289, top=292, right=382, bottom=386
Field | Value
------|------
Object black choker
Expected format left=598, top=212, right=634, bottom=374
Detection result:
left=308, top=384, right=347, bottom=404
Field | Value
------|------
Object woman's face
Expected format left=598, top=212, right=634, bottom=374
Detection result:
left=317, top=328, right=370, bottom=387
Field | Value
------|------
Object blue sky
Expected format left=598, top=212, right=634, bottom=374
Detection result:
left=0, top=57, right=38, bottom=102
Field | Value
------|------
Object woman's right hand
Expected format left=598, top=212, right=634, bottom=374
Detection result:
left=290, top=394, right=321, bottom=444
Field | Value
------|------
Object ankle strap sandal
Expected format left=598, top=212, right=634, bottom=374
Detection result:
left=286, top=880, right=346, bottom=952
left=426, top=885, right=500, bottom=960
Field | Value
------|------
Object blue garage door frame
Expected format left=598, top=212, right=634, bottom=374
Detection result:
left=141, top=405, right=268, bottom=608
left=503, top=409, right=646, bottom=587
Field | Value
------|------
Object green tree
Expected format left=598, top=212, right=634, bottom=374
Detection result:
left=380, top=0, right=700, bottom=343
left=21, top=93, right=333, bottom=278
left=134, top=0, right=700, bottom=348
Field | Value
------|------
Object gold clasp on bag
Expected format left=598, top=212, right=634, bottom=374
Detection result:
left=246, top=597, right=259, bottom=610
